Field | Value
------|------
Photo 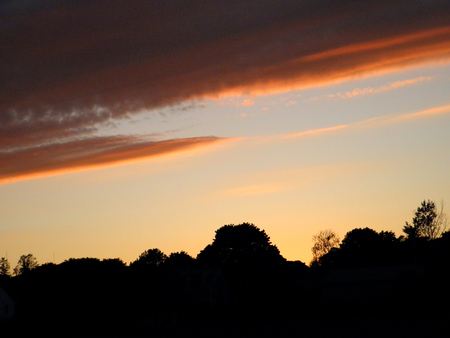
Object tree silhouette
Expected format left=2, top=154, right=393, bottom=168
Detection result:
left=340, top=227, right=380, bottom=251
left=163, top=251, right=195, bottom=270
left=310, top=229, right=340, bottom=267
left=320, top=227, right=401, bottom=268
left=14, top=254, right=38, bottom=275
left=197, top=222, right=284, bottom=269
left=0, top=257, right=10, bottom=276
left=196, top=223, right=286, bottom=305
left=131, top=248, right=167, bottom=269
left=404, top=200, right=448, bottom=240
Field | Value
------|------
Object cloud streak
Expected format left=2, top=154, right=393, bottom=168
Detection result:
left=322, top=77, right=432, bottom=100
left=390, top=104, right=450, bottom=121
left=285, top=125, right=348, bottom=138
left=0, top=136, right=226, bottom=184
left=285, top=104, right=450, bottom=139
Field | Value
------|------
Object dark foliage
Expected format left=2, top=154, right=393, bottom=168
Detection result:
left=13, top=254, right=38, bottom=276
left=130, top=248, right=167, bottom=269
left=0, top=257, right=11, bottom=276
left=404, top=199, right=447, bottom=240
left=196, top=222, right=284, bottom=269
left=196, top=223, right=293, bottom=309
left=162, top=251, right=195, bottom=270
left=318, top=227, right=402, bottom=269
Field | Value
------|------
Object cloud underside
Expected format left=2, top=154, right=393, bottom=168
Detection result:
left=0, top=136, right=224, bottom=183
left=2, top=1, right=450, bottom=182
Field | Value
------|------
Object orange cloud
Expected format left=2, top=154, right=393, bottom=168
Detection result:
left=241, top=99, right=255, bottom=106
left=0, top=136, right=227, bottom=184
left=391, top=104, right=450, bottom=122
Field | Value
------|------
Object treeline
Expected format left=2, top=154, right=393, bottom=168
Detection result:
left=1, top=200, right=450, bottom=337
left=312, top=199, right=449, bottom=269
left=1, top=223, right=309, bottom=337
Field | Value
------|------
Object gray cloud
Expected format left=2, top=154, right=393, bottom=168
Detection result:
left=2, top=1, right=449, bottom=121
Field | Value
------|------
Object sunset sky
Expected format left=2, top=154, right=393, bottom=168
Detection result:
left=1, top=1, right=450, bottom=266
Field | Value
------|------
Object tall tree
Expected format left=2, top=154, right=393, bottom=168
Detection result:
left=197, top=223, right=285, bottom=304
left=310, top=229, right=340, bottom=266
left=404, top=200, right=448, bottom=240
left=197, top=222, right=284, bottom=269
left=131, top=248, right=167, bottom=268
left=14, top=254, right=38, bottom=276
left=0, top=257, right=10, bottom=276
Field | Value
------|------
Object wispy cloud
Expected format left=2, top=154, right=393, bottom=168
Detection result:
left=214, top=160, right=383, bottom=200
left=324, top=77, right=432, bottom=100
left=285, top=104, right=450, bottom=139
left=390, top=104, right=450, bottom=121
left=241, top=99, right=255, bottom=106
left=285, top=125, right=348, bottom=138
left=350, top=104, right=450, bottom=128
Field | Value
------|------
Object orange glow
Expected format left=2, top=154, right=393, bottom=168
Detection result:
left=300, top=26, right=450, bottom=63
left=0, top=137, right=230, bottom=184
left=218, top=183, right=286, bottom=197
left=241, top=99, right=255, bottom=106
left=391, top=105, right=450, bottom=121
left=285, top=125, right=348, bottom=139
left=282, top=104, right=450, bottom=142
left=206, top=27, right=450, bottom=100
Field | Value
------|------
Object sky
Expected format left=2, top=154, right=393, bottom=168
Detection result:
left=1, top=0, right=450, bottom=266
